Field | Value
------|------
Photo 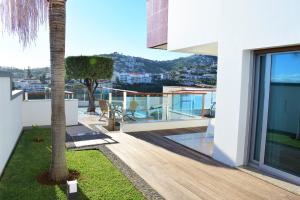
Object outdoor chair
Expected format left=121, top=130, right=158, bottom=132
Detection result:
left=99, top=99, right=109, bottom=121
left=117, top=100, right=139, bottom=121
left=203, top=102, right=216, bottom=118
left=209, top=102, right=216, bottom=117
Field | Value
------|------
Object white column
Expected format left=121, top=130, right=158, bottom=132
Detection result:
left=165, top=94, right=169, bottom=120
left=25, top=92, right=28, bottom=101
left=201, top=94, right=205, bottom=117
left=123, top=91, right=127, bottom=114
left=109, top=92, right=112, bottom=104
left=213, top=48, right=253, bottom=167
left=146, top=95, right=150, bottom=117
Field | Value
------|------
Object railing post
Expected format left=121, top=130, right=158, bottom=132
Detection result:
left=166, top=94, right=169, bottom=120
left=25, top=92, right=28, bottom=101
left=146, top=94, right=150, bottom=117
left=201, top=94, right=205, bottom=117
left=109, top=92, right=112, bottom=104
left=108, top=92, right=112, bottom=117
left=123, top=91, right=127, bottom=117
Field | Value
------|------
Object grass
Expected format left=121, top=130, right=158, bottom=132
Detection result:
left=268, top=132, right=300, bottom=149
left=0, top=128, right=145, bottom=200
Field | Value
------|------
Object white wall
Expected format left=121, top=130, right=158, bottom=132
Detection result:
left=0, top=73, right=79, bottom=176
left=22, top=99, right=78, bottom=127
left=166, top=0, right=300, bottom=166
left=214, top=0, right=300, bottom=166
left=0, top=77, right=23, bottom=175
left=122, top=119, right=208, bottom=133
left=167, top=0, right=219, bottom=55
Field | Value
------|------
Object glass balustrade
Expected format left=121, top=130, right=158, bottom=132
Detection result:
left=24, top=87, right=216, bottom=122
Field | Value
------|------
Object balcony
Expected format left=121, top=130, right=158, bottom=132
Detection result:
left=76, top=86, right=216, bottom=156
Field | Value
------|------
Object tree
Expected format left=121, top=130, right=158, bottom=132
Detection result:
left=1, top=0, right=68, bottom=182
left=40, top=73, right=47, bottom=84
left=48, top=0, right=68, bottom=181
left=66, top=56, right=114, bottom=112
left=27, top=67, right=33, bottom=79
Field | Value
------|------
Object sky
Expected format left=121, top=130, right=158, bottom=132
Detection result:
left=271, top=52, right=300, bottom=83
left=0, top=0, right=190, bottom=69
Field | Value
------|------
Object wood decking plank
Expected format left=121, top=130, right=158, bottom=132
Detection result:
left=105, top=128, right=300, bottom=200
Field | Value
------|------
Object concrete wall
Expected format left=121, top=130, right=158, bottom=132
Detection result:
left=0, top=75, right=23, bottom=175
left=165, top=0, right=300, bottom=166
left=22, top=99, right=78, bottom=127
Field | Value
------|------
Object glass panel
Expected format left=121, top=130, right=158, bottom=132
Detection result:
left=264, top=52, right=300, bottom=177
left=253, top=55, right=267, bottom=161
left=170, top=93, right=216, bottom=117
left=127, top=95, right=163, bottom=121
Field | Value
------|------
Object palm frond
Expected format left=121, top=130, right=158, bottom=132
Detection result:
left=0, top=0, right=48, bottom=47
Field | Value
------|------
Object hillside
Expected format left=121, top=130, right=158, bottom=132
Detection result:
left=100, top=52, right=217, bottom=74
left=0, top=52, right=217, bottom=79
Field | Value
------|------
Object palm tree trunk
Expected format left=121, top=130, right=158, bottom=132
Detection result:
left=49, top=0, right=68, bottom=182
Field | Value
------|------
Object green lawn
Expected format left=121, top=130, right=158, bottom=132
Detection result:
left=0, top=128, right=144, bottom=200
left=268, top=132, right=300, bottom=149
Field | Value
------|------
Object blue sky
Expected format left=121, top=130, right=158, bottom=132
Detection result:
left=271, top=52, right=300, bottom=83
left=0, top=0, right=190, bottom=68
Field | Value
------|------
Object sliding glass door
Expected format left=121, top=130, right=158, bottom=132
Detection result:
left=251, top=51, right=300, bottom=184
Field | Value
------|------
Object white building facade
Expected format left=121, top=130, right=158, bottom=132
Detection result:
left=147, top=0, right=300, bottom=184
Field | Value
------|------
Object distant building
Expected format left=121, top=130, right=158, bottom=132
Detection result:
left=25, top=83, right=46, bottom=92
left=118, top=72, right=152, bottom=84
left=151, top=73, right=164, bottom=81
left=13, top=78, right=46, bottom=92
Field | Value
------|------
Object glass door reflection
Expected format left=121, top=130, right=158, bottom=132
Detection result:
left=264, top=52, right=300, bottom=177
left=252, top=51, right=300, bottom=184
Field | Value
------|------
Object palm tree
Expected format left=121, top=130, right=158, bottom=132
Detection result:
left=0, top=0, right=68, bottom=181
left=48, top=0, right=68, bottom=181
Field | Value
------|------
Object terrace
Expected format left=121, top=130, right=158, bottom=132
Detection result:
left=1, top=72, right=300, bottom=199
left=75, top=86, right=216, bottom=155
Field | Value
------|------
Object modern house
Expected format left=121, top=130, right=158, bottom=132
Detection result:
left=147, top=0, right=300, bottom=184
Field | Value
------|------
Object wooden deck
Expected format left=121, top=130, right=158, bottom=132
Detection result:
left=104, top=128, right=300, bottom=200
